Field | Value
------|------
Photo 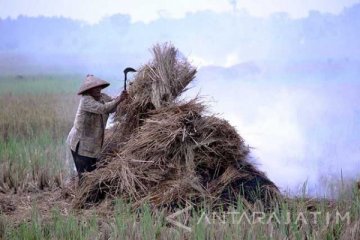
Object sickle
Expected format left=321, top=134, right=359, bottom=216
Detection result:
left=123, top=67, right=137, bottom=90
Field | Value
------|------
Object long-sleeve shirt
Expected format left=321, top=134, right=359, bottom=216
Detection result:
left=66, top=93, right=119, bottom=158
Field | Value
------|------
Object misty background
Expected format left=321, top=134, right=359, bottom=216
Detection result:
left=1, top=1, right=360, bottom=196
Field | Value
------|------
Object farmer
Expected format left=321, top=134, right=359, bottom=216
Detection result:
left=67, top=74, right=128, bottom=182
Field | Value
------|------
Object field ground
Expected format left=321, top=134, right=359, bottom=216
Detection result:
left=0, top=75, right=359, bottom=239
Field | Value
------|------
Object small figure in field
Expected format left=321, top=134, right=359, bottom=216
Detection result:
left=67, top=74, right=128, bottom=183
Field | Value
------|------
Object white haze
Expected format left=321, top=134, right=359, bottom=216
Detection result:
left=1, top=0, right=359, bottom=23
left=182, top=69, right=360, bottom=196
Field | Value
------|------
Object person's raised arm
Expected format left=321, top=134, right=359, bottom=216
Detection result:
left=82, top=91, right=128, bottom=114
left=82, top=95, right=119, bottom=114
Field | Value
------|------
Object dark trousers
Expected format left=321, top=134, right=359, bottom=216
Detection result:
left=71, top=143, right=97, bottom=183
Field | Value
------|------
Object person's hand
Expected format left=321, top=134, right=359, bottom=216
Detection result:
left=116, top=90, right=129, bottom=102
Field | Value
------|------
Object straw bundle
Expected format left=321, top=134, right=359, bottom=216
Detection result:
left=111, top=43, right=196, bottom=141
left=74, top=43, right=279, bottom=209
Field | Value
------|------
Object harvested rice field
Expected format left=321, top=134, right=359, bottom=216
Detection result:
left=0, top=44, right=359, bottom=240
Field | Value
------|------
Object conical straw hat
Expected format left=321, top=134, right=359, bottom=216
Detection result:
left=77, top=74, right=110, bottom=95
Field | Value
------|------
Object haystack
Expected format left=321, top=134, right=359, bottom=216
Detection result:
left=74, top=43, right=280, bottom=209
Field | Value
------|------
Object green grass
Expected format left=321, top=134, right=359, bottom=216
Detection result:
left=0, top=75, right=80, bottom=95
left=0, top=75, right=78, bottom=192
left=0, top=189, right=359, bottom=239
left=0, top=132, right=67, bottom=191
left=0, top=75, right=359, bottom=239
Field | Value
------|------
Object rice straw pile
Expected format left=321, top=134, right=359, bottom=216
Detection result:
left=74, top=43, right=280, bottom=209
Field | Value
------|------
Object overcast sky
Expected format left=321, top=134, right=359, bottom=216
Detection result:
left=1, top=0, right=360, bottom=23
